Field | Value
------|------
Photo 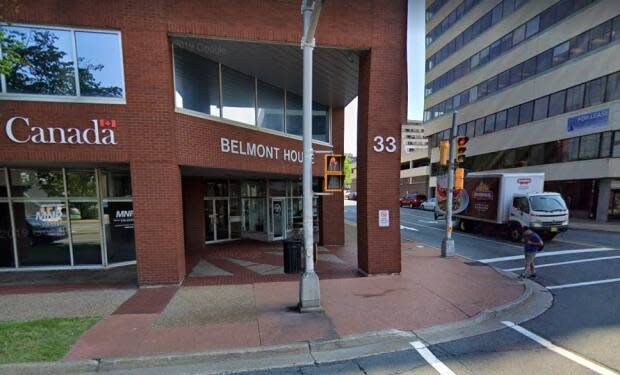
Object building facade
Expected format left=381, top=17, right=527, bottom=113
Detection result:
left=424, top=0, right=620, bottom=222
left=0, top=0, right=408, bottom=284
left=400, top=120, right=429, bottom=196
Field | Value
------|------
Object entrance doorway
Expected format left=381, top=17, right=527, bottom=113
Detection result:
left=270, top=198, right=285, bottom=240
left=205, top=198, right=230, bottom=242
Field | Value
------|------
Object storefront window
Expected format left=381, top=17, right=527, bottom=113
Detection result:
left=9, top=169, right=65, bottom=198
left=102, top=200, right=135, bottom=263
left=67, top=169, right=97, bottom=198
left=243, top=198, right=266, bottom=232
left=99, top=168, right=131, bottom=198
left=241, top=180, right=266, bottom=197
left=206, top=180, right=228, bottom=197
left=269, top=180, right=287, bottom=196
left=0, top=202, right=14, bottom=267
left=13, top=201, right=71, bottom=266
left=70, top=202, right=102, bottom=265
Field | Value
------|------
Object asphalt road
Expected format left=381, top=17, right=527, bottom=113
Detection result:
left=252, top=202, right=620, bottom=374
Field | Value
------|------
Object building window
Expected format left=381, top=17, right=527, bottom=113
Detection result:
left=518, top=101, right=533, bottom=125
left=312, top=102, right=329, bottom=143
left=584, top=77, right=606, bottom=107
left=564, top=137, right=580, bottom=161
left=286, top=92, right=303, bottom=136
left=257, top=81, right=284, bottom=132
left=173, top=47, right=221, bottom=116
left=521, top=57, right=537, bottom=81
left=565, top=84, right=585, bottom=112
left=569, top=31, right=589, bottom=58
left=613, top=131, right=620, bottom=158
left=466, top=121, right=475, bottom=138
left=536, top=49, right=553, bottom=73
left=532, top=96, right=549, bottom=121
left=525, top=16, right=540, bottom=38
left=589, top=21, right=611, bottom=50
left=1, top=25, right=124, bottom=101
left=475, top=118, right=485, bottom=137
left=552, top=42, right=570, bottom=66
left=222, top=66, right=256, bottom=125
left=606, top=72, right=620, bottom=102
left=506, top=106, right=519, bottom=128
left=495, top=110, right=507, bottom=131
left=578, top=133, right=600, bottom=160
left=548, top=91, right=566, bottom=117
left=484, top=114, right=495, bottom=134
left=600, top=132, right=612, bottom=158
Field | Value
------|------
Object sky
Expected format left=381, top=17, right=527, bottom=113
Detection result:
left=344, top=0, right=424, bottom=156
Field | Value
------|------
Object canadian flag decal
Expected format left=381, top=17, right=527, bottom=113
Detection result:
left=98, top=119, right=117, bottom=128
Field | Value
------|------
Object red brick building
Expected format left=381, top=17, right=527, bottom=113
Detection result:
left=0, top=0, right=407, bottom=285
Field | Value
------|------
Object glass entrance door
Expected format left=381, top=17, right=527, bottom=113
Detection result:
left=205, top=199, right=230, bottom=243
left=271, top=198, right=285, bottom=240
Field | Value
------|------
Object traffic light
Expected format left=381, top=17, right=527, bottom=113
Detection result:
left=455, top=167, right=465, bottom=190
left=439, top=140, right=450, bottom=166
left=323, top=154, right=345, bottom=192
left=455, top=136, right=469, bottom=164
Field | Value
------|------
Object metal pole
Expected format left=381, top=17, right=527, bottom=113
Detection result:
left=441, top=111, right=458, bottom=257
left=299, top=0, right=321, bottom=312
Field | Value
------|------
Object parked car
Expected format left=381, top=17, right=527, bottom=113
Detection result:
left=349, top=191, right=357, bottom=200
left=400, top=193, right=427, bottom=208
left=420, top=198, right=437, bottom=211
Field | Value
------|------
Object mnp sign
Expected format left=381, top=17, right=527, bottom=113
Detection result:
left=567, top=108, right=609, bottom=133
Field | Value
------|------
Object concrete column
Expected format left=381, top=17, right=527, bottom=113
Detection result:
left=320, top=107, right=345, bottom=246
left=182, top=177, right=205, bottom=254
left=356, top=1, right=407, bottom=275
left=131, top=161, right=186, bottom=285
left=596, top=179, right=611, bottom=223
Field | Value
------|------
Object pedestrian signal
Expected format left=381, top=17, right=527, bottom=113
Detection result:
left=439, top=140, right=450, bottom=166
left=455, top=167, right=465, bottom=190
left=324, top=155, right=345, bottom=192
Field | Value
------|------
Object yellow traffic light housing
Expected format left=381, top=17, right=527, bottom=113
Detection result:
left=439, top=140, right=450, bottom=166
left=323, top=154, right=345, bottom=192
left=455, top=136, right=469, bottom=164
left=455, top=167, right=465, bottom=190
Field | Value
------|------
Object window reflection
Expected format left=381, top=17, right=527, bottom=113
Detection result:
left=9, top=169, right=65, bottom=198
left=70, top=202, right=102, bottom=265
left=222, top=66, right=255, bottom=125
left=75, top=31, right=124, bottom=97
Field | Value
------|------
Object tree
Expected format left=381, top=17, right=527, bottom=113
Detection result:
left=344, top=156, right=352, bottom=186
left=0, top=29, right=22, bottom=76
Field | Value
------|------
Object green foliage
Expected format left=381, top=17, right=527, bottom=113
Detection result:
left=0, top=29, right=23, bottom=76
left=344, top=156, right=352, bottom=185
left=0, top=317, right=100, bottom=363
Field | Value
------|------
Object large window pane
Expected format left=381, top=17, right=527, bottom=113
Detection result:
left=257, top=81, right=284, bottom=132
left=533, top=96, right=549, bottom=121
left=536, top=49, right=553, bottom=73
left=3, top=26, right=76, bottom=95
left=99, top=168, right=131, bottom=198
left=509, top=64, right=522, bottom=85
left=552, top=42, right=569, bottom=66
left=589, top=21, right=611, bottom=50
left=0, top=203, right=15, bottom=267
left=475, top=118, right=485, bottom=137
left=612, top=15, right=620, bottom=41
left=613, top=131, right=620, bottom=157
left=584, top=77, right=606, bottom=107
left=286, top=92, right=303, bottom=136
left=518, top=101, right=533, bottom=125
left=67, top=169, right=97, bottom=198
left=173, top=47, right=220, bottom=116
left=70, top=202, right=102, bottom=265
left=521, top=57, right=536, bottom=80
left=222, top=66, right=255, bottom=125
left=525, top=16, right=540, bottom=38
left=548, top=91, right=566, bottom=117
left=498, top=70, right=510, bottom=90
left=495, top=110, right=507, bottom=131
left=75, top=31, right=124, bottom=97
left=466, top=121, right=475, bottom=138
left=0, top=169, right=6, bottom=197
left=484, top=114, right=495, bottom=134
left=606, top=72, right=620, bottom=102
left=512, top=25, right=526, bottom=45
left=312, top=102, right=329, bottom=142
left=578, top=133, right=600, bottom=160
left=13, top=201, right=70, bottom=266
left=569, top=32, right=589, bottom=58
left=600, top=132, right=612, bottom=158
left=103, top=201, right=135, bottom=263
left=565, top=84, right=585, bottom=112
left=507, top=106, right=519, bottom=128
left=564, top=138, right=580, bottom=161
left=9, top=169, right=65, bottom=198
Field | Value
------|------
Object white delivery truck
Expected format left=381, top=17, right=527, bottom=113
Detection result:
left=450, top=172, right=569, bottom=241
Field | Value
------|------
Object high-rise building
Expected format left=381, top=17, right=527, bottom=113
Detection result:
left=423, top=0, right=620, bottom=222
left=400, top=120, right=429, bottom=195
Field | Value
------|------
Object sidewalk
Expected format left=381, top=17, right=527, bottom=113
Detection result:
left=569, top=217, right=620, bottom=233
left=59, top=224, right=523, bottom=361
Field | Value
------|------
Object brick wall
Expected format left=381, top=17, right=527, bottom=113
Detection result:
left=320, top=107, right=345, bottom=246
left=182, top=177, right=205, bottom=254
left=0, top=0, right=407, bottom=283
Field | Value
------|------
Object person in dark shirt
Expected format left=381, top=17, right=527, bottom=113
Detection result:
left=521, top=226, right=543, bottom=279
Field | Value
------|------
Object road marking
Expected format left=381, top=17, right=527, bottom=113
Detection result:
left=419, top=219, right=439, bottom=224
left=501, top=321, right=618, bottom=375
left=547, top=278, right=620, bottom=290
left=478, top=248, right=615, bottom=263
left=400, top=225, right=419, bottom=232
left=400, top=218, right=523, bottom=249
left=504, top=255, right=620, bottom=272
left=410, top=341, right=456, bottom=375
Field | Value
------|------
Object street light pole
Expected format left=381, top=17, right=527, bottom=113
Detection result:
left=299, top=0, right=322, bottom=312
left=441, top=111, right=458, bottom=257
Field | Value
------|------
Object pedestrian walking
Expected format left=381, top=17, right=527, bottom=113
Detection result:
left=521, top=226, right=543, bottom=278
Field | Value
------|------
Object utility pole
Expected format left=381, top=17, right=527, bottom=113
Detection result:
left=441, top=111, right=458, bottom=257
left=299, top=0, right=322, bottom=312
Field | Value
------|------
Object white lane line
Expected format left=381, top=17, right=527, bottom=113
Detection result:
left=504, top=255, right=620, bottom=272
left=547, top=278, right=620, bottom=290
left=479, top=248, right=615, bottom=263
left=400, top=218, right=523, bottom=249
left=502, top=321, right=618, bottom=375
left=400, top=225, right=419, bottom=232
left=410, top=341, right=456, bottom=375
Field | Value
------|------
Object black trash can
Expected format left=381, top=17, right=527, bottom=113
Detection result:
left=283, top=239, right=302, bottom=274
